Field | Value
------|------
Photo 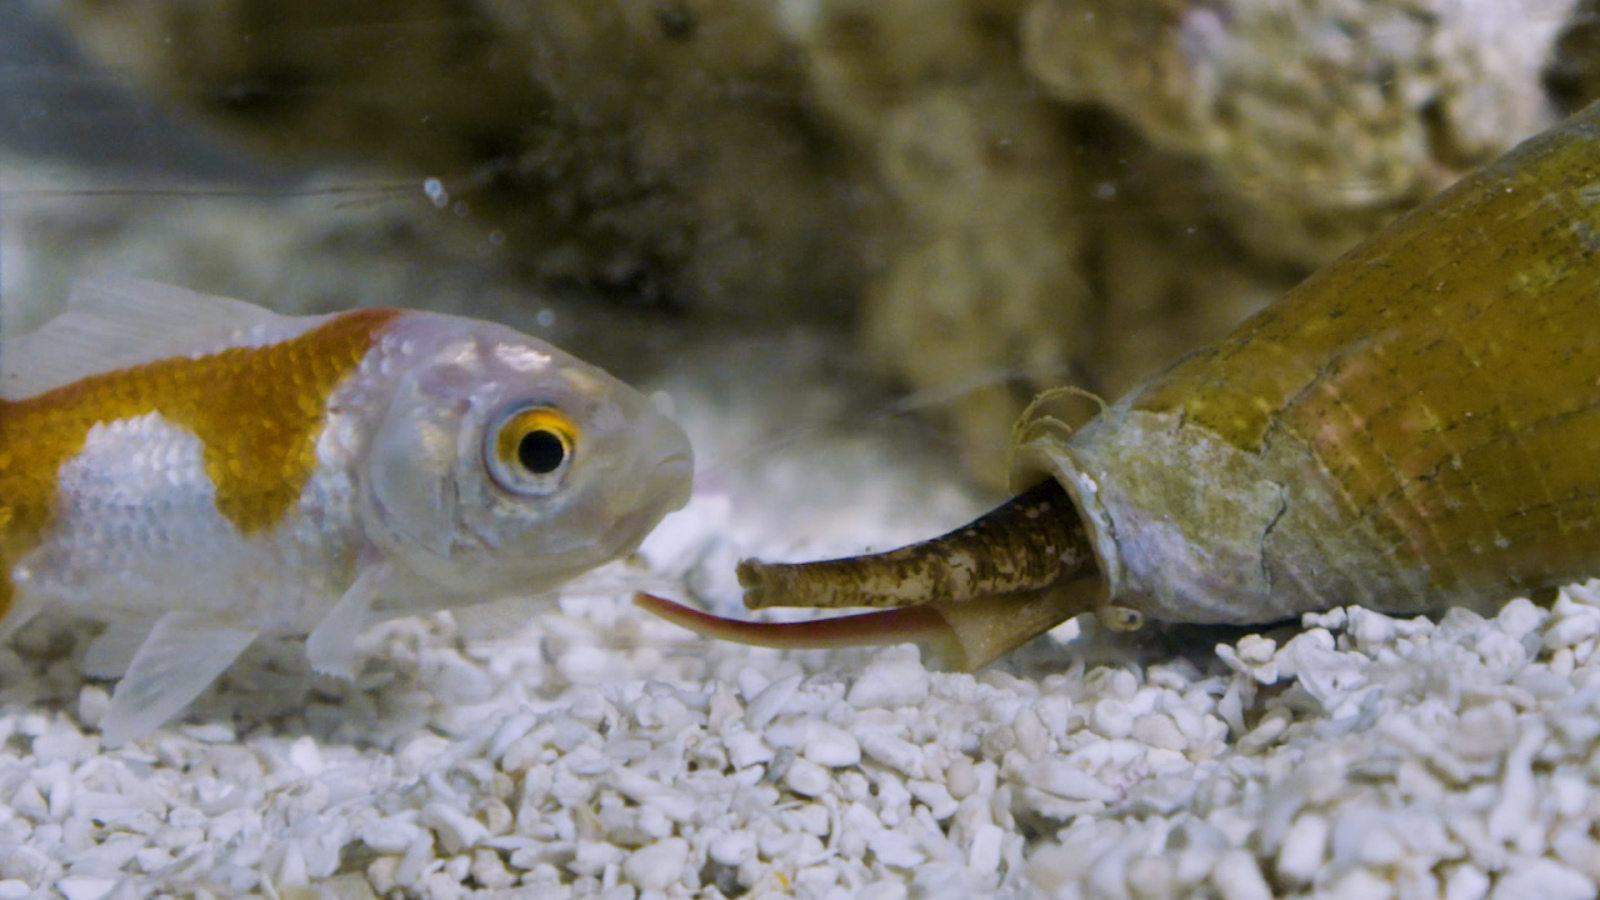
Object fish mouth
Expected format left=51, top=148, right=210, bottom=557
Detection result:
left=598, top=453, right=693, bottom=552
left=652, top=453, right=694, bottom=512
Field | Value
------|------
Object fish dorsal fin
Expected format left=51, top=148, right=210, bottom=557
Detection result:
left=1, top=277, right=285, bottom=400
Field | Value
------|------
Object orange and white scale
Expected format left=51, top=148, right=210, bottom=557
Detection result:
left=0, top=279, right=692, bottom=744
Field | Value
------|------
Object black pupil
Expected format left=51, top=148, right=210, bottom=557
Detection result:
left=518, top=429, right=567, bottom=475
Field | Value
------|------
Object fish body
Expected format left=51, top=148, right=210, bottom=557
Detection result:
left=0, top=278, right=693, bottom=743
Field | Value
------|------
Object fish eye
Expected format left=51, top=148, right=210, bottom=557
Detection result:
left=486, top=403, right=579, bottom=495
left=518, top=428, right=566, bottom=475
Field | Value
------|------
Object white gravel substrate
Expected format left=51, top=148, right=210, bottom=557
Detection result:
left=5, top=346, right=1600, bottom=900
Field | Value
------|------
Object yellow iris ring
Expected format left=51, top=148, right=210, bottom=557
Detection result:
left=495, top=406, right=579, bottom=472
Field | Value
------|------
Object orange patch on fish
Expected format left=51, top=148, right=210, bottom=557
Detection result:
left=0, top=308, right=400, bottom=619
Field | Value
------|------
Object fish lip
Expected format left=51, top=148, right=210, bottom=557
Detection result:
left=652, top=453, right=694, bottom=510
left=655, top=452, right=692, bottom=478
left=598, top=453, right=692, bottom=548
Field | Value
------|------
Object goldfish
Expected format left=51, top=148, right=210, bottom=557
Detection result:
left=0, top=278, right=693, bottom=744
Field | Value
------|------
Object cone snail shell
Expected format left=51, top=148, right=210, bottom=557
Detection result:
left=638, top=98, right=1600, bottom=668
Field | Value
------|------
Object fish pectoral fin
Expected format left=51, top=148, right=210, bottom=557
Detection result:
left=100, top=612, right=258, bottom=746
left=305, top=563, right=388, bottom=680
left=82, top=622, right=155, bottom=678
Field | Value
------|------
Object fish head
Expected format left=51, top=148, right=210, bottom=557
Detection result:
left=361, top=316, right=693, bottom=597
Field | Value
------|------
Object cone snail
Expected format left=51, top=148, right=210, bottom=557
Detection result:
left=638, top=98, right=1600, bottom=670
